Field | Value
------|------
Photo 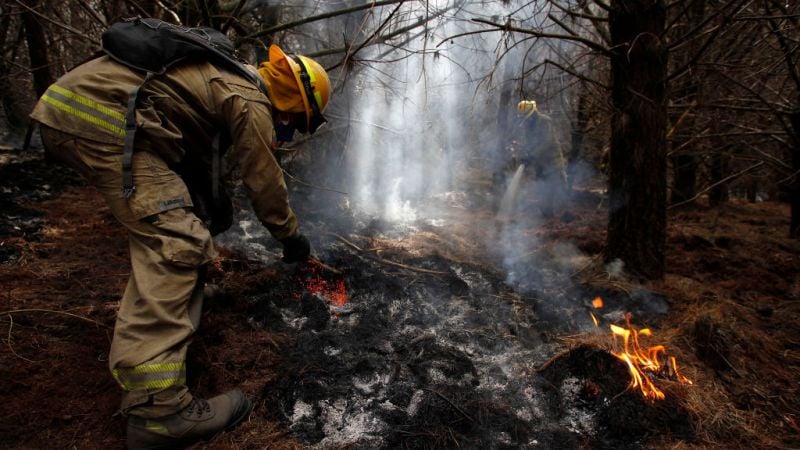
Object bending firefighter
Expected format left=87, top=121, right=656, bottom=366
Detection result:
left=30, top=38, right=331, bottom=448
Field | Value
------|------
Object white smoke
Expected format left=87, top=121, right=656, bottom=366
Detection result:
left=340, top=2, right=538, bottom=223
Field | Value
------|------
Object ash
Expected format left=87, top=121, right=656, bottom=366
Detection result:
left=215, top=191, right=684, bottom=449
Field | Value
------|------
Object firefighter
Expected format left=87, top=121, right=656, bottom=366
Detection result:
left=515, top=100, right=567, bottom=216
left=29, top=43, right=330, bottom=449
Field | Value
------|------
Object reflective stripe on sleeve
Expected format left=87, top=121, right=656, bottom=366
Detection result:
left=40, top=85, right=126, bottom=138
left=112, top=361, right=186, bottom=391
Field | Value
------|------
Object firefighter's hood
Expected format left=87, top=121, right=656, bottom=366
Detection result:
left=257, top=45, right=304, bottom=114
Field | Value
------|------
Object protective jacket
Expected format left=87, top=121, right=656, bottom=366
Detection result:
left=31, top=55, right=303, bottom=418
left=31, top=55, right=298, bottom=239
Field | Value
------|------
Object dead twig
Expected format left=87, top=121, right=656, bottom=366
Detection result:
left=0, top=308, right=110, bottom=328
left=330, top=233, right=447, bottom=275
left=282, top=169, right=348, bottom=196
left=407, top=331, right=436, bottom=347
left=570, top=253, right=602, bottom=278
left=536, top=349, right=567, bottom=373
left=422, top=388, right=475, bottom=423
left=12, top=0, right=100, bottom=46
left=4, top=314, right=39, bottom=363
left=668, top=161, right=766, bottom=209
left=308, top=256, right=343, bottom=275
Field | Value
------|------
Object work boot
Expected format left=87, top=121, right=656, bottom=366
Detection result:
left=125, top=389, right=252, bottom=450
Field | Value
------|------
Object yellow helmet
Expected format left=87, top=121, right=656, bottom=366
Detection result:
left=258, top=44, right=331, bottom=134
left=517, top=100, right=537, bottom=118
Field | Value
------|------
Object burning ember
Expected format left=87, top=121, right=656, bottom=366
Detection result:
left=592, top=298, right=692, bottom=401
left=294, top=258, right=348, bottom=307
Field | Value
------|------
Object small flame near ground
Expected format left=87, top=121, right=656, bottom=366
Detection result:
left=591, top=297, right=692, bottom=401
left=294, top=259, right=348, bottom=307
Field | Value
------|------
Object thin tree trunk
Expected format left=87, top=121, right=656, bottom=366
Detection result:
left=492, top=57, right=516, bottom=190
left=607, top=0, right=668, bottom=280
left=708, top=152, right=730, bottom=206
left=21, top=0, right=52, bottom=97
left=568, top=81, right=590, bottom=192
left=668, top=0, right=705, bottom=206
left=671, top=153, right=697, bottom=204
left=0, top=15, right=29, bottom=128
left=790, top=110, right=800, bottom=237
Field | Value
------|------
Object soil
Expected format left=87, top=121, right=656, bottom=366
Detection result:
left=1, top=146, right=798, bottom=449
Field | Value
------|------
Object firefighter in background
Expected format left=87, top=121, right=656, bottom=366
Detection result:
left=29, top=44, right=330, bottom=449
left=514, top=100, right=567, bottom=216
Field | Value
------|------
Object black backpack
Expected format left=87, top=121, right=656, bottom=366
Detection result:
left=101, top=16, right=268, bottom=198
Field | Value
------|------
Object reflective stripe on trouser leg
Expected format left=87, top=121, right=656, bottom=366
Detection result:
left=113, top=361, right=187, bottom=390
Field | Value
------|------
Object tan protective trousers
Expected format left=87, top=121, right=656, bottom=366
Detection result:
left=40, top=126, right=217, bottom=419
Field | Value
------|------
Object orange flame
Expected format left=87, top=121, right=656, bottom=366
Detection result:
left=610, top=321, right=667, bottom=401
left=591, top=299, right=692, bottom=401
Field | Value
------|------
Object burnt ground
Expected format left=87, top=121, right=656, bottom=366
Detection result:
left=0, top=144, right=799, bottom=449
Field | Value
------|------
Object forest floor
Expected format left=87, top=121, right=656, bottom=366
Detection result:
left=0, top=145, right=799, bottom=449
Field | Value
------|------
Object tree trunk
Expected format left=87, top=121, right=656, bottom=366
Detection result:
left=0, top=15, right=29, bottom=128
left=606, top=0, right=668, bottom=280
left=21, top=0, right=52, bottom=97
left=568, top=81, right=590, bottom=192
left=491, top=57, right=516, bottom=191
left=790, top=110, right=800, bottom=238
left=668, top=0, right=705, bottom=206
left=671, top=153, right=697, bottom=204
left=708, top=153, right=730, bottom=206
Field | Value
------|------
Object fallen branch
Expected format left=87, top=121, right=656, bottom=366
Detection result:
left=330, top=233, right=447, bottom=275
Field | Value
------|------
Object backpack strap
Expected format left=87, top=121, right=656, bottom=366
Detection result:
left=121, top=72, right=154, bottom=199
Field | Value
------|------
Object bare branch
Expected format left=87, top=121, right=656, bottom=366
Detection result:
left=541, top=58, right=609, bottom=90
left=668, top=161, right=766, bottom=209
left=328, top=1, right=405, bottom=72
left=469, top=17, right=610, bottom=55
left=549, top=1, right=608, bottom=22
left=12, top=0, right=99, bottom=46
left=220, top=0, right=246, bottom=33
left=309, top=12, right=439, bottom=60
left=76, top=0, right=107, bottom=28
left=242, top=0, right=407, bottom=42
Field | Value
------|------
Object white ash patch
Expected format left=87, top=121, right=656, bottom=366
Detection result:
left=426, top=367, right=447, bottom=383
left=353, top=372, right=385, bottom=395
left=559, top=376, right=597, bottom=435
left=291, top=400, right=313, bottom=423
left=406, top=389, right=425, bottom=417
left=313, top=399, right=387, bottom=449
left=323, top=346, right=341, bottom=356
left=283, top=312, right=306, bottom=330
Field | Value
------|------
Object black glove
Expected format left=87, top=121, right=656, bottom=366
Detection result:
left=280, top=233, right=311, bottom=263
